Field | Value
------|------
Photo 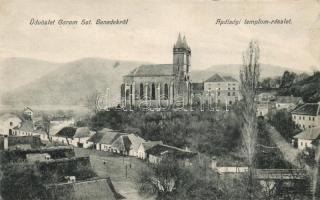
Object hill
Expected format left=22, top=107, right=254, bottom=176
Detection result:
left=1, top=57, right=300, bottom=106
left=0, top=57, right=63, bottom=93
left=1, top=58, right=147, bottom=106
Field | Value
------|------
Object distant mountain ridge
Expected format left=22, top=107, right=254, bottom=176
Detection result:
left=0, top=57, right=302, bottom=106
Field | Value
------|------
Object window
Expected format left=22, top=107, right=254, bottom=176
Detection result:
left=218, top=92, right=220, bottom=96
left=313, top=117, right=315, bottom=121
left=293, top=115, right=296, bottom=119
left=228, top=92, right=230, bottom=96
left=303, top=116, right=305, bottom=120
left=151, top=84, right=156, bottom=100
left=233, top=92, right=235, bottom=96
left=164, top=84, right=169, bottom=100
left=309, top=117, right=311, bottom=121
left=140, top=83, right=144, bottom=99
left=121, top=84, right=125, bottom=98
left=9, top=122, right=13, bottom=126
left=233, top=88, right=235, bottom=90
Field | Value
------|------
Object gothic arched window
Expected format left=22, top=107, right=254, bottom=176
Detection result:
left=172, top=84, right=175, bottom=98
left=151, top=83, right=156, bottom=100
left=140, top=83, right=144, bottom=99
left=121, top=84, right=125, bottom=98
left=164, top=84, right=169, bottom=100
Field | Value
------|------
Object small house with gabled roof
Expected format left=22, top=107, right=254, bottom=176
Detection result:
left=293, top=127, right=320, bottom=150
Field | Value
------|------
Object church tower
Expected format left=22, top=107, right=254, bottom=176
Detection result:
left=173, top=33, right=191, bottom=104
left=173, top=33, right=191, bottom=81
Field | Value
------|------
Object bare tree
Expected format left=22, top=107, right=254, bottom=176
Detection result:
left=85, top=90, right=100, bottom=113
left=240, top=40, right=260, bottom=199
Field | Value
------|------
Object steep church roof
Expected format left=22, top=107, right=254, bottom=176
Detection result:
left=125, top=64, right=173, bottom=77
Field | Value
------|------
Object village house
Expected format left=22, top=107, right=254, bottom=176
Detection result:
left=111, top=133, right=145, bottom=156
left=23, top=107, right=33, bottom=118
left=72, top=127, right=96, bottom=148
left=203, top=74, right=240, bottom=105
left=255, top=92, right=276, bottom=103
left=49, top=116, right=75, bottom=135
left=88, top=128, right=123, bottom=151
left=0, top=113, right=22, bottom=135
left=145, top=144, right=197, bottom=167
left=12, top=120, right=49, bottom=142
left=293, top=127, right=320, bottom=150
left=51, top=127, right=77, bottom=145
left=51, top=127, right=95, bottom=148
left=256, top=103, right=271, bottom=117
left=137, top=140, right=163, bottom=159
left=291, top=102, right=320, bottom=130
left=275, top=96, right=303, bottom=111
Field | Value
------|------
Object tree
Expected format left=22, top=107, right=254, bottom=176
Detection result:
left=280, top=71, right=296, bottom=88
left=136, top=158, right=223, bottom=200
left=268, top=110, right=299, bottom=142
left=85, top=90, right=100, bottom=114
left=239, top=40, right=260, bottom=199
left=0, top=164, right=47, bottom=200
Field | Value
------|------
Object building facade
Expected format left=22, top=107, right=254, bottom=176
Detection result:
left=121, top=34, right=192, bottom=107
left=203, top=74, right=240, bottom=105
left=291, top=102, right=320, bottom=130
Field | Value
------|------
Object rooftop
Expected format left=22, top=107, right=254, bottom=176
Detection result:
left=293, top=127, right=320, bottom=140
left=55, top=127, right=77, bottom=138
left=88, top=128, right=123, bottom=144
left=146, top=144, right=197, bottom=159
left=125, top=64, right=174, bottom=77
left=276, top=96, right=303, bottom=104
left=73, top=127, right=93, bottom=138
left=205, top=74, right=237, bottom=83
left=14, top=120, right=34, bottom=132
left=141, top=141, right=163, bottom=151
left=291, top=103, right=320, bottom=116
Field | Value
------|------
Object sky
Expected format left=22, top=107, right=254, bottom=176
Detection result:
left=0, top=0, right=320, bottom=71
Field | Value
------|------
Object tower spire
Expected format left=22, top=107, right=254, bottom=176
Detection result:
left=182, top=36, right=188, bottom=48
left=175, top=33, right=183, bottom=48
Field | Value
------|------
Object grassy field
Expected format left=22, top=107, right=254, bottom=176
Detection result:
left=74, top=148, right=155, bottom=200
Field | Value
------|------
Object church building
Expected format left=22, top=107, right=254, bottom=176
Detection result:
left=121, top=34, right=192, bottom=107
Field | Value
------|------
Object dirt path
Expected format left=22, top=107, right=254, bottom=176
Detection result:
left=265, top=124, right=301, bottom=167
left=75, top=148, right=155, bottom=200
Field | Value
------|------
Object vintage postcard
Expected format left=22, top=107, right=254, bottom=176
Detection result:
left=0, top=0, right=319, bottom=199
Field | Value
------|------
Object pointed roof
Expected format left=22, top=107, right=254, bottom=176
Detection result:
left=205, top=73, right=238, bottom=82
left=291, top=103, right=320, bottom=116
left=294, top=127, right=320, bottom=140
left=183, top=36, right=188, bottom=48
left=174, top=33, right=189, bottom=49
left=175, top=33, right=183, bottom=48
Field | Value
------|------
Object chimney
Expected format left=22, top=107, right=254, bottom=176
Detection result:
left=4, top=135, right=8, bottom=150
